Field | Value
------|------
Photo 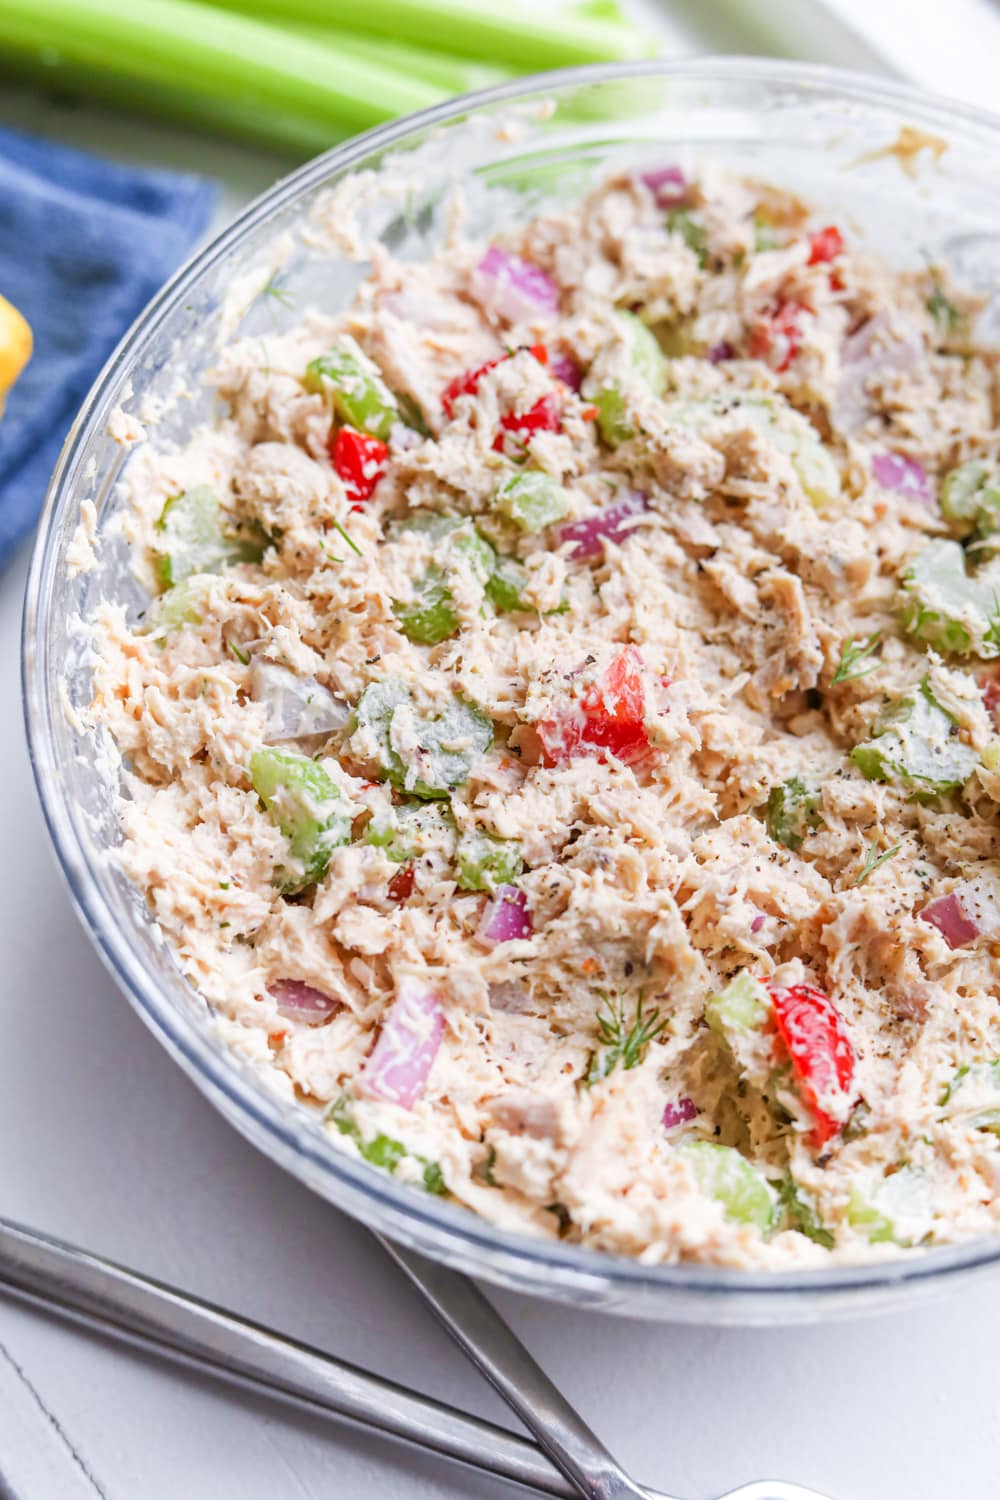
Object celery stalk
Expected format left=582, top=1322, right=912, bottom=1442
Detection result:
left=206, top=0, right=647, bottom=67
left=275, top=21, right=515, bottom=92
left=0, top=48, right=346, bottom=155
left=0, top=0, right=444, bottom=136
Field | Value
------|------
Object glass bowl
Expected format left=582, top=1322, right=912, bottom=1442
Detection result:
left=23, top=59, right=1000, bottom=1323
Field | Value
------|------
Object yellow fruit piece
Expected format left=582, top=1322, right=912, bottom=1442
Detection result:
left=0, top=294, right=32, bottom=409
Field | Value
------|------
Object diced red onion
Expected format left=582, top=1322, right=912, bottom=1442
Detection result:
left=390, top=421, right=423, bottom=452
left=871, top=452, right=932, bottom=505
left=470, top=247, right=559, bottom=324
left=750, top=913, right=766, bottom=935
left=708, top=341, right=734, bottom=364
left=638, top=166, right=687, bottom=207
left=488, top=979, right=532, bottom=1012
left=549, top=350, right=583, bottom=391
left=920, top=894, right=980, bottom=949
left=558, top=491, right=649, bottom=561
left=920, top=880, right=1000, bottom=949
left=478, top=885, right=533, bottom=946
left=249, top=658, right=350, bottom=743
left=662, top=1097, right=698, bottom=1129
left=360, top=979, right=444, bottom=1109
left=833, top=315, right=922, bottom=434
left=487, top=1088, right=559, bottom=1140
left=269, top=979, right=339, bottom=1024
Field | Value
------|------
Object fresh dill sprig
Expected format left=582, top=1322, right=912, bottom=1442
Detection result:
left=259, top=271, right=294, bottom=309
left=778, top=1174, right=834, bottom=1249
left=586, top=994, right=667, bottom=1085
left=333, top=520, right=362, bottom=557
left=927, top=278, right=960, bottom=338
left=854, top=837, right=902, bottom=887
left=831, top=631, right=882, bottom=685
left=227, top=639, right=250, bottom=665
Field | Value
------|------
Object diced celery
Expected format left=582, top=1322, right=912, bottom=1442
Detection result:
left=250, top=746, right=351, bottom=893
left=496, top=470, right=570, bottom=532
left=783, top=427, right=842, bottom=510
left=329, top=1096, right=446, bottom=1195
left=401, top=699, right=494, bottom=800
left=846, top=1166, right=931, bottom=1246
left=618, top=309, right=667, bottom=394
left=739, top=399, right=840, bottom=509
left=591, top=386, right=631, bottom=447
left=901, top=537, right=1000, bottom=658
left=304, top=340, right=398, bottom=439
left=351, top=682, right=493, bottom=800
left=766, top=776, right=822, bottom=851
left=705, top=972, right=771, bottom=1039
left=850, top=676, right=978, bottom=795
left=153, top=486, right=226, bottom=588
left=666, top=207, right=708, bottom=266
left=143, top=574, right=214, bottom=637
left=394, top=566, right=459, bottom=645
left=584, top=309, right=666, bottom=446
left=398, top=513, right=497, bottom=577
left=393, top=516, right=496, bottom=643
left=484, top=555, right=528, bottom=612
left=152, top=485, right=266, bottom=589
left=660, top=394, right=840, bottom=508
left=455, top=829, right=523, bottom=891
left=365, top=802, right=456, bottom=864
left=351, top=678, right=411, bottom=774
left=393, top=512, right=462, bottom=542
left=983, top=739, right=1000, bottom=772
left=940, top=461, right=1000, bottom=537
left=679, top=1141, right=776, bottom=1232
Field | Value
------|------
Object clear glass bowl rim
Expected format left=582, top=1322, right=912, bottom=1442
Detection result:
left=22, top=55, right=1000, bottom=1315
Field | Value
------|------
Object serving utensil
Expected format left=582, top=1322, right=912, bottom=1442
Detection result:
left=0, top=1214, right=830, bottom=1500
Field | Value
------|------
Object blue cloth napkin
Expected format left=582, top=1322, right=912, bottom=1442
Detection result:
left=0, top=127, right=217, bottom=566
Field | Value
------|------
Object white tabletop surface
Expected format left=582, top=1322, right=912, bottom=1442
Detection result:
left=4, top=7, right=1000, bottom=1498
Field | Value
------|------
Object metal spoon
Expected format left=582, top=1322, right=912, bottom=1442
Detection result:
left=0, top=1215, right=831, bottom=1500
left=380, top=1236, right=830, bottom=1500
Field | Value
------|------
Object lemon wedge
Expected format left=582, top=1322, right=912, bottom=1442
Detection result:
left=0, top=294, right=32, bottom=411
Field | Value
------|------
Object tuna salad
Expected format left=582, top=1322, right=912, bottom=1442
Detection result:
left=93, top=166, right=1000, bottom=1268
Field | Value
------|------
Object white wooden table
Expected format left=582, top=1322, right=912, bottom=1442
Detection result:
left=3, top=8, right=1000, bottom=1496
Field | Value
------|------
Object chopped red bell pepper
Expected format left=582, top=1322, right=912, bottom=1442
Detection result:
left=441, top=343, right=548, bottom=418
left=807, top=225, right=844, bottom=265
left=492, top=392, right=561, bottom=454
left=330, top=426, right=388, bottom=508
left=767, top=982, right=856, bottom=1149
left=387, top=862, right=415, bottom=902
left=441, top=356, right=505, bottom=418
left=747, top=300, right=809, bottom=373
left=538, top=646, right=651, bottom=766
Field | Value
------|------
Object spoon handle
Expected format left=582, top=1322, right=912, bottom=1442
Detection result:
left=0, top=1214, right=575, bottom=1497
left=380, top=1236, right=655, bottom=1500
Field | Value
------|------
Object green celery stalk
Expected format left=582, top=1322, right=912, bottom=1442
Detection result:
left=0, top=0, right=444, bottom=136
left=1, top=48, right=347, bottom=155
left=205, top=0, right=648, bottom=67
left=273, top=21, right=515, bottom=92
